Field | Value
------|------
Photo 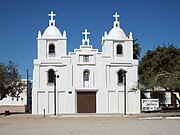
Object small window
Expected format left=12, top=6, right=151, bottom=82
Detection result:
left=12, top=97, right=14, bottom=101
left=118, top=70, right=124, bottom=84
left=68, top=91, right=72, bottom=94
left=21, top=98, right=23, bottom=101
left=117, top=44, right=123, bottom=55
left=48, top=69, right=55, bottom=83
left=84, top=70, right=90, bottom=81
left=83, top=69, right=90, bottom=87
left=83, top=56, right=89, bottom=62
left=84, top=41, right=88, bottom=45
left=49, top=44, right=55, bottom=54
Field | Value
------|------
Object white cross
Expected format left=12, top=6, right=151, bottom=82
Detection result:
left=113, top=12, right=119, bottom=22
left=48, top=11, right=56, bottom=21
left=82, top=29, right=90, bottom=40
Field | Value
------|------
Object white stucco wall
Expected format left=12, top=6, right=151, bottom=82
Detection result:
left=32, top=12, right=140, bottom=115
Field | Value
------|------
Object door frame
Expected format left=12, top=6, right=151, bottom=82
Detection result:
left=75, top=88, right=98, bottom=113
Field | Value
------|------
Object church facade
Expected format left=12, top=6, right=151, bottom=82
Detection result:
left=32, top=11, right=140, bottom=115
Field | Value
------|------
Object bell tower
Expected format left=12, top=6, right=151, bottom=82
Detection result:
left=37, top=11, right=67, bottom=60
left=102, top=12, right=133, bottom=60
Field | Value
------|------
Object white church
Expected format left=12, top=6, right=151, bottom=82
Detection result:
left=32, top=11, right=140, bottom=115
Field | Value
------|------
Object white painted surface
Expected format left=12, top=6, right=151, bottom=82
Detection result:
left=58, top=91, right=66, bottom=113
left=108, top=91, right=116, bottom=113
left=48, top=92, right=54, bottom=114
left=118, top=91, right=124, bottom=113
left=32, top=11, right=140, bottom=114
left=37, top=92, right=45, bottom=114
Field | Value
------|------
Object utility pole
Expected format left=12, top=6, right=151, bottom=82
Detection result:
left=54, top=74, right=59, bottom=115
left=26, top=69, right=30, bottom=113
left=123, top=70, right=127, bottom=115
left=26, top=69, right=29, bottom=82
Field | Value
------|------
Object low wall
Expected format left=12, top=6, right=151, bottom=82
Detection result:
left=0, top=105, right=25, bottom=114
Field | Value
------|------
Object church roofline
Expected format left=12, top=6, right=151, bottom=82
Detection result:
left=37, top=37, right=67, bottom=40
left=68, top=44, right=99, bottom=55
left=101, top=38, right=133, bottom=44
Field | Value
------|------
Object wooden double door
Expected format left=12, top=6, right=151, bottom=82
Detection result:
left=77, top=92, right=96, bottom=113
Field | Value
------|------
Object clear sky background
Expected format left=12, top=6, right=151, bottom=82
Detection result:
left=0, top=0, right=180, bottom=79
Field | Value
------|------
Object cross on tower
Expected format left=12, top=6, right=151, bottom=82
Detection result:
left=48, top=11, right=56, bottom=21
left=82, top=29, right=90, bottom=40
left=113, top=12, right=120, bottom=22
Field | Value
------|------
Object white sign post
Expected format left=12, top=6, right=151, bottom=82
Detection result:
left=142, top=99, right=160, bottom=111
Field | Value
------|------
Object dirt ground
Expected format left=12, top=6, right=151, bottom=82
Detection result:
left=0, top=115, right=180, bottom=135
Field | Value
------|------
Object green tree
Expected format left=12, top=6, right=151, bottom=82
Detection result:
left=150, top=91, right=166, bottom=106
left=138, top=44, right=180, bottom=104
left=0, top=61, right=24, bottom=100
left=133, top=39, right=141, bottom=59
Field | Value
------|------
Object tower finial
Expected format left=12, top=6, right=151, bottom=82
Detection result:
left=113, top=12, right=120, bottom=28
left=113, top=12, right=120, bottom=22
left=38, top=30, right=41, bottom=38
left=82, top=29, right=90, bottom=45
left=129, top=32, right=133, bottom=39
left=48, top=11, right=56, bottom=26
left=48, top=11, right=56, bottom=21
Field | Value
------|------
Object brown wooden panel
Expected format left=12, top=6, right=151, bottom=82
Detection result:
left=77, top=92, right=96, bottom=113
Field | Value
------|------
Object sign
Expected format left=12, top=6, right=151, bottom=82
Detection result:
left=142, top=99, right=159, bottom=111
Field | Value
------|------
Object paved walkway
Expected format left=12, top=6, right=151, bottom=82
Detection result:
left=1, top=112, right=180, bottom=119
left=0, top=113, right=180, bottom=135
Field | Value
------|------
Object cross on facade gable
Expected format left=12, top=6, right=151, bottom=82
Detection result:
left=113, top=12, right=120, bottom=22
left=82, top=29, right=90, bottom=40
left=48, top=11, right=56, bottom=21
left=16, top=95, right=21, bottom=101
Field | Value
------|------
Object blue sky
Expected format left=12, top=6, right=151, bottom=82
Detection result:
left=0, top=0, right=180, bottom=79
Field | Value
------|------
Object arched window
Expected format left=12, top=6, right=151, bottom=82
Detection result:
left=49, top=44, right=55, bottom=54
left=84, top=41, right=88, bottom=45
left=116, top=23, right=118, bottom=27
left=117, top=44, right=123, bottom=55
left=48, top=69, right=55, bottom=83
left=83, top=69, right=90, bottom=87
left=118, top=70, right=124, bottom=84
left=84, top=70, right=90, bottom=81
